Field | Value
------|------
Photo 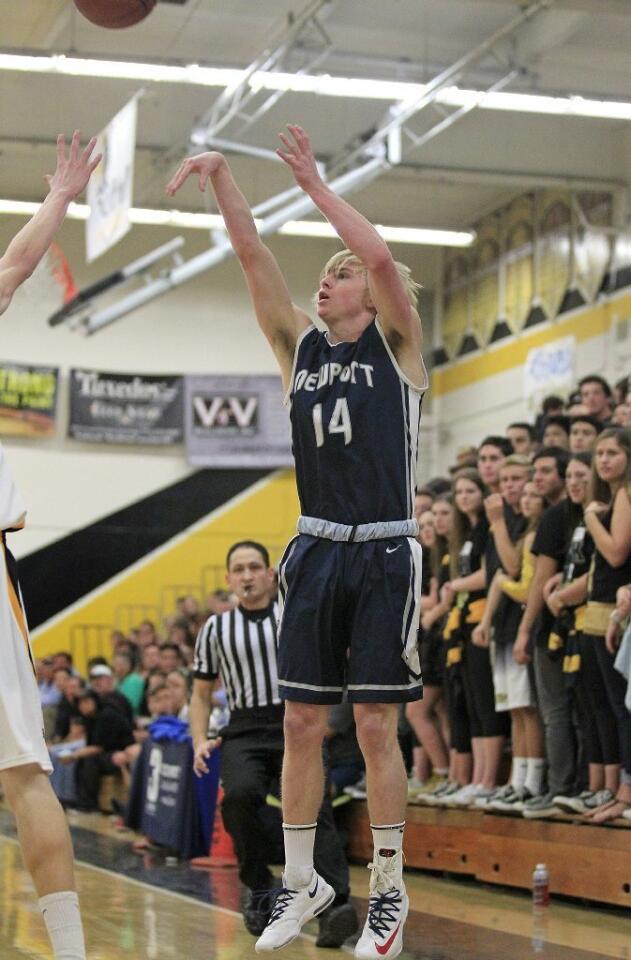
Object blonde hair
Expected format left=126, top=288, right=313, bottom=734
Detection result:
left=500, top=454, right=533, bottom=474
left=318, top=249, right=422, bottom=307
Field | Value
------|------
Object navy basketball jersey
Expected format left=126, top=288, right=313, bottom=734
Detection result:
left=287, top=319, right=427, bottom=525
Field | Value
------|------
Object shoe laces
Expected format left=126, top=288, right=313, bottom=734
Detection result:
left=250, top=888, right=280, bottom=912
left=267, top=887, right=297, bottom=924
left=365, top=862, right=403, bottom=939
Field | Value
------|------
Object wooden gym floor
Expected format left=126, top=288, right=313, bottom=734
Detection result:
left=0, top=808, right=630, bottom=959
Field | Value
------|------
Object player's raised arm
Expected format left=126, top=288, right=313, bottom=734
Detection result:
left=277, top=125, right=424, bottom=371
left=166, top=152, right=311, bottom=390
left=0, top=131, right=101, bottom=317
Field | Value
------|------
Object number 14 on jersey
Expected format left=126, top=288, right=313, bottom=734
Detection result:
left=312, top=399, right=352, bottom=446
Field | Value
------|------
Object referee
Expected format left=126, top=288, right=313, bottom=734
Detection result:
left=191, top=540, right=357, bottom=947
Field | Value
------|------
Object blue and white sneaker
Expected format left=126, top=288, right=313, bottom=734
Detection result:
left=354, top=850, right=408, bottom=960
left=255, top=870, right=334, bottom=952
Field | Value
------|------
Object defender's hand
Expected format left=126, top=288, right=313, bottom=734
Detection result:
left=166, top=152, right=225, bottom=197
left=45, top=131, right=101, bottom=202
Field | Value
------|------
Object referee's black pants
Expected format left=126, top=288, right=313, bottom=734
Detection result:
left=220, top=722, right=350, bottom=897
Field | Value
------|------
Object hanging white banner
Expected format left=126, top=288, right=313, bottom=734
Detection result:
left=86, top=96, right=137, bottom=262
left=523, top=335, right=575, bottom=410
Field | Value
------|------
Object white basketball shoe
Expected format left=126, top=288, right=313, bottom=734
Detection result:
left=354, top=850, right=408, bottom=960
left=255, top=870, right=334, bottom=952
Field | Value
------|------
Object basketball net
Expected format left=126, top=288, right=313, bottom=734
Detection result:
left=11, top=243, right=77, bottom=319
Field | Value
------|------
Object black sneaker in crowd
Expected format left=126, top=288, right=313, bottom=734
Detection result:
left=316, top=900, right=359, bottom=948
left=242, top=887, right=280, bottom=936
left=489, top=785, right=534, bottom=813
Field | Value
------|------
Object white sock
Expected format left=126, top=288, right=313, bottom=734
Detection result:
left=510, top=757, right=528, bottom=790
left=525, top=758, right=546, bottom=797
left=38, top=891, right=86, bottom=960
left=371, top=822, right=405, bottom=858
left=283, top=822, right=316, bottom=889
left=434, top=768, right=449, bottom=778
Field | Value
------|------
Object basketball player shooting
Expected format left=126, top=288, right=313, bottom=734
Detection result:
left=0, top=130, right=100, bottom=960
left=167, top=124, right=427, bottom=959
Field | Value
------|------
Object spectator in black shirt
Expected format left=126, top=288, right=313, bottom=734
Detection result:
left=582, top=428, right=631, bottom=823
left=50, top=675, right=85, bottom=743
left=62, top=690, right=135, bottom=812
left=544, top=453, right=621, bottom=816
left=442, top=470, right=507, bottom=805
left=88, top=665, right=134, bottom=727
left=514, top=447, right=580, bottom=818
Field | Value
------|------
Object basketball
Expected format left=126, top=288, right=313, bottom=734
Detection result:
left=74, top=0, right=157, bottom=29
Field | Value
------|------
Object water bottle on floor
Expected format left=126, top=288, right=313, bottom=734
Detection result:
left=532, top=863, right=550, bottom=908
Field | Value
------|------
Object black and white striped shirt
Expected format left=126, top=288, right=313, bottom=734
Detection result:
left=193, top=603, right=281, bottom=712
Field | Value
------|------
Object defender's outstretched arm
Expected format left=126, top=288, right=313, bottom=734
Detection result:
left=0, top=132, right=101, bottom=317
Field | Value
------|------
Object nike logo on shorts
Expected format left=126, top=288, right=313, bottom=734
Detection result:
left=385, top=545, right=401, bottom=554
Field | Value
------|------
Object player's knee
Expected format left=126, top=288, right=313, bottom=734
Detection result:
left=354, top=706, right=397, bottom=756
left=283, top=703, right=326, bottom=747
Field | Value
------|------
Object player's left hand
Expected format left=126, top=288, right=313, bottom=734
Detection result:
left=276, top=125, right=322, bottom=191
left=45, top=131, right=102, bottom=202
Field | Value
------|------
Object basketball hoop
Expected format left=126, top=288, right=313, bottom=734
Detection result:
left=12, top=243, right=77, bottom=319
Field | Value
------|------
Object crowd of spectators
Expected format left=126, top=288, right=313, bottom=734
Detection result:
left=35, top=589, right=235, bottom=813
left=404, top=371, right=631, bottom=824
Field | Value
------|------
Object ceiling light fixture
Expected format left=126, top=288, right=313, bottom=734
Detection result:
left=2, top=52, right=630, bottom=121
left=0, top=199, right=473, bottom=246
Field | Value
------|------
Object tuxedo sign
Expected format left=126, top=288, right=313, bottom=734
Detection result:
left=185, top=374, right=292, bottom=467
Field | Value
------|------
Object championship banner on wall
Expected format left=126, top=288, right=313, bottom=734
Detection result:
left=86, top=94, right=138, bottom=262
left=0, top=361, right=59, bottom=437
left=69, top=368, right=183, bottom=444
left=185, top=374, right=292, bottom=467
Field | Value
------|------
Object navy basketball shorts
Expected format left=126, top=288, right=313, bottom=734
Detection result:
left=277, top=534, right=424, bottom=704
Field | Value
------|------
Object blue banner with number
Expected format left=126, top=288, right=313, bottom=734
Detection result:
left=125, top=738, right=215, bottom=859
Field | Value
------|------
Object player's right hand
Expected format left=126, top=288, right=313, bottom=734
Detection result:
left=193, top=737, right=222, bottom=777
left=165, top=152, right=225, bottom=196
